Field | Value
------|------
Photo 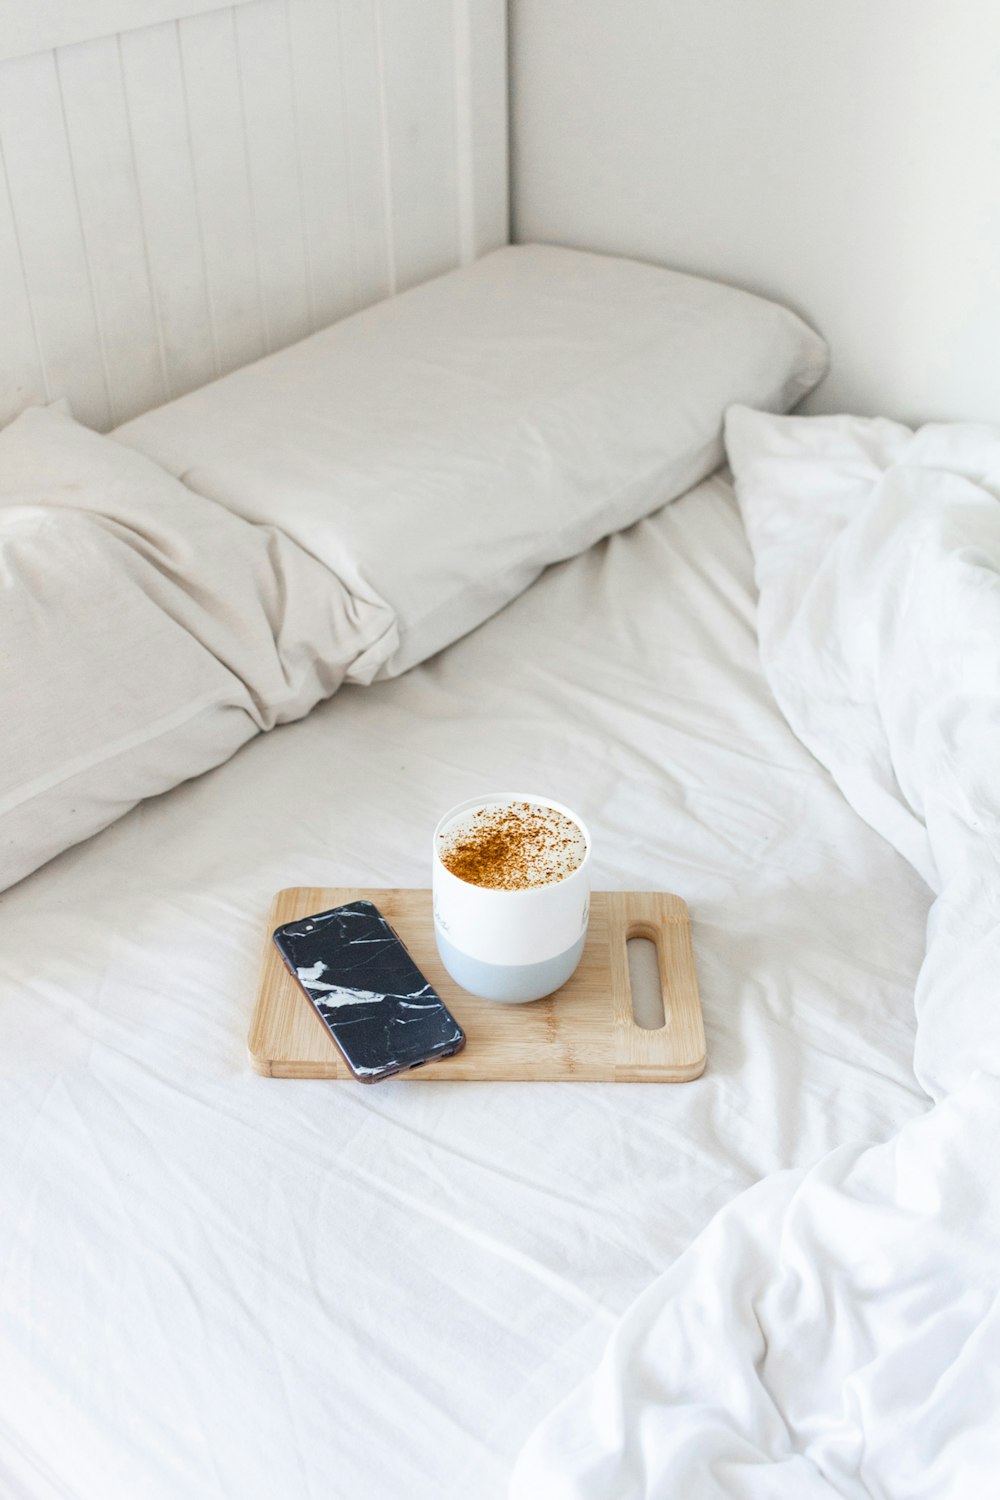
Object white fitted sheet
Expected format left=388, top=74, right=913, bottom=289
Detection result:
left=0, top=474, right=930, bottom=1500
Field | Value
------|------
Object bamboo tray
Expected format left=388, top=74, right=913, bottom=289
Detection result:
left=249, top=887, right=706, bottom=1082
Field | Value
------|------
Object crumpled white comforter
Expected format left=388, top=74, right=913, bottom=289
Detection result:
left=512, top=407, right=1000, bottom=1499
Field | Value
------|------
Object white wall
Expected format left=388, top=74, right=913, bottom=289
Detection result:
left=511, top=0, right=1000, bottom=425
left=0, top=0, right=508, bottom=431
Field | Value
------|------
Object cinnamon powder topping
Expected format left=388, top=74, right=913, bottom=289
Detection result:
left=438, top=801, right=586, bottom=890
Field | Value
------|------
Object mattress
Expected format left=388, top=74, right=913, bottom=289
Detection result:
left=0, top=474, right=930, bottom=1500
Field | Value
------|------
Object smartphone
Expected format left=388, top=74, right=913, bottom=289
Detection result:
left=272, top=899, right=465, bottom=1083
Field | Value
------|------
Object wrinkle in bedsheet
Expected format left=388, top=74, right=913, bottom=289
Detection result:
left=0, top=475, right=929, bottom=1500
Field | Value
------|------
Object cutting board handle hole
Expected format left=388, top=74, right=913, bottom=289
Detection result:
left=626, top=932, right=666, bottom=1031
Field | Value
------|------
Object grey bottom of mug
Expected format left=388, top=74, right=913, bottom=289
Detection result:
left=434, top=926, right=586, bottom=1004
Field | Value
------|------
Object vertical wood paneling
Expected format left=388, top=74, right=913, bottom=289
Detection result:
left=234, top=1, right=311, bottom=351
left=118, top=21, right=218, bottom=401
left=451, top=0, right=477, bottom=265
left=0, top=142, right=46, bottom=415
left=0, top=50, right=110, bottom=430
left=177, top=8, right=266, bottom=376
left=0, top=0, right=508, bottom=433
left=465, top=0, right=509, bottom=257
left=56, top=35, right=169, bottom=424
left=378, top=0, right=461, bottom=293
left=337, top=0, right=394, bottom=309
left=286, top=0, right=357, bottom=328
left=0, top=0, right=261, bottom=64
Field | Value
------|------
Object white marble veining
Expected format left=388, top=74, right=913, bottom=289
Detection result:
left=277, top=900, right=464, bottom=1078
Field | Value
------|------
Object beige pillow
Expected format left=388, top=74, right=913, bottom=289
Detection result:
left=117, top=244, right=828, bottom=676
left=0, top=405, right=395, bottom=890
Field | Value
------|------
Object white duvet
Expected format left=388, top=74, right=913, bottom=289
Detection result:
left=513, top=409, right=1000, bottom=1498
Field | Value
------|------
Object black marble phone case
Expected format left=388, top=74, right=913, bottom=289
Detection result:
left=272, top=900, right=465, bottom=1082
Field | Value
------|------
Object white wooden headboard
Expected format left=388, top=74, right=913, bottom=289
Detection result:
left=511, top=0, right=1000, bottom=426
left=0, top=0, right=508, bottom=431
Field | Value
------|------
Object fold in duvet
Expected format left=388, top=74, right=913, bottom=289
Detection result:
left=513, top=409, right=1000, bottom=1499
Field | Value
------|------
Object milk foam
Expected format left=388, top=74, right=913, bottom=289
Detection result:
left=436, top=800, right=587, bottom=890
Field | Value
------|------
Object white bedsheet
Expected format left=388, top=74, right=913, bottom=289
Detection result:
left=0, top=475, right=929, bottom=1500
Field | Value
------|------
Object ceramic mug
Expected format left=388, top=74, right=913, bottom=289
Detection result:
left=432, top=793, right=591, bottom=1003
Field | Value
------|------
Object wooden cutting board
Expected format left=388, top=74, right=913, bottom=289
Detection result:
left=249, top=887, right=706, bottom=1082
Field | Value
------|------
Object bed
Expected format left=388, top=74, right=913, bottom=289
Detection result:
left=3, top=237, right=994, bottom=1498
left=0, top=471, right=932, bottom=1497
